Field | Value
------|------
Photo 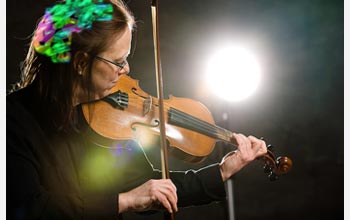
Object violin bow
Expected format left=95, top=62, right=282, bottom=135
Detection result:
left=151, top=1, right=174, bottom=219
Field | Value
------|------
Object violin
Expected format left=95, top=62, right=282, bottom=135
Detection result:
left=82, top=74, right=292, bottom=181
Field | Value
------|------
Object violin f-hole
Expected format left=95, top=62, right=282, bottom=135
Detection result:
left=131, top=120, right=160, bottom=131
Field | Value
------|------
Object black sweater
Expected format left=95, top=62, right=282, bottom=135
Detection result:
left=6, top=84, right=226, bottom=220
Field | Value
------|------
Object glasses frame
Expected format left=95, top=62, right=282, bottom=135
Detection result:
left=95, top=55, right=127, bottom=70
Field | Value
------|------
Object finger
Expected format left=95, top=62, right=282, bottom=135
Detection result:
left=157, top=180, right=177, bottom=199
left=155, top=191, right=174, bottom=213
left=234, top=133, right=248, bottom=150
left=237, top=133, right=252, bottom=153
left=248, top=135, right=264, bottom=149
left=233, top=133, right=245, bottom=146
left=164, top=179, right=177, bottom=194
left=158, top=181, right=178, bottom=212
left=248, top=136, right=267, bottom=155
left=149, top=179, right=177, bottom=212
left=156, top=179, right=177, bottom=191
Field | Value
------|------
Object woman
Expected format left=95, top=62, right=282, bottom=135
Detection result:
left=7, top=0, right=267, bottom=219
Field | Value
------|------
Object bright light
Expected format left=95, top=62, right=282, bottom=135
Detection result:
left=206, top=45, right=261, bottom=102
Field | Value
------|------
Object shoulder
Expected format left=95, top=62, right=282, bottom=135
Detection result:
left=7, top=86, right=38, bottom=125
left=7, top=86, right=56, bottom=170
left=7, top=85, right=36, bottom=111
left=7, top=85, right=46, bottom=146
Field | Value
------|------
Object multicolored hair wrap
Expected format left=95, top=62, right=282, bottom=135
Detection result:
left=33, top=0, right=113, bottom=63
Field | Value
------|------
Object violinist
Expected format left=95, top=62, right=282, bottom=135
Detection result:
left=6, top=0, right=267, bottom=219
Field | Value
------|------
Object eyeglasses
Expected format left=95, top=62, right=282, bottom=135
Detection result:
left=95, top=55, right=128, bottom=71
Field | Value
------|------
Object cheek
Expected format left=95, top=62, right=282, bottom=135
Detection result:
left=91, top=64, right=114, bottom=86
left=90, top=64, right=117, bottom=99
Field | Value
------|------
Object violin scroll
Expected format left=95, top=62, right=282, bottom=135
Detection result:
left=260, top=145, right=293, bottom=181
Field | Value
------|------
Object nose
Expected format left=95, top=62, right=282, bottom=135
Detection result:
left=118, top=62, right=130, bottom=75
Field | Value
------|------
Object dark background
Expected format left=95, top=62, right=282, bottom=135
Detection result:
left=7, top=0, right=344, bottom=220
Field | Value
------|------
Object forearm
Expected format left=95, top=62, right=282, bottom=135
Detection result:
left=219, top=134, right=268, bottom=182
left=219, top=151, right=246, bottom=182
left=170, top=164, right=226, bottom=207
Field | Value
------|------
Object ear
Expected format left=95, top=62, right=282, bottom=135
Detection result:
left=73, top=51, right=90, bottom=75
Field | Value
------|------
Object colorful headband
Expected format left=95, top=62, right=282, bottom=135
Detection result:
left=33, top=0, right=113, bottom=63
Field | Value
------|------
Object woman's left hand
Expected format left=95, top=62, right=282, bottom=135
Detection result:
left=220, top=133, right=267, bottom=181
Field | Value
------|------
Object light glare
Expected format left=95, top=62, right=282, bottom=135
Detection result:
left=206, top=45, right=261, bottom=102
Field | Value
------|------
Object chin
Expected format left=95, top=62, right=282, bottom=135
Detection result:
left=98, top=91, right=111, bottom=100
left=94, top=94, right=106, bottom=101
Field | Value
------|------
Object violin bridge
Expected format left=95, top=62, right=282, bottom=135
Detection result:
left=143, top=95, right=153, bottom=116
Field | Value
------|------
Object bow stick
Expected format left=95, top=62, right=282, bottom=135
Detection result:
left=151, top=1, right=174, bottom=219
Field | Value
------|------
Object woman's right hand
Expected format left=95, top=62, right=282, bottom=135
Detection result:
left=118, top=179, right=178, bottom=214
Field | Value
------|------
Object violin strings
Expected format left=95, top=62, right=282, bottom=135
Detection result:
left=127, top=97, right=229, bottom=138
left=169, top=108, right=232, bottom=142
left=124, top=97, right=232, bottom=142
left=102, top=91, right=231, bottom=141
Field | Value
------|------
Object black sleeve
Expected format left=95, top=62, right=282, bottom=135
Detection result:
left=6, top=99, right=120, bottom=220
left=7, top=145, right=120, bottom=220
left=169, top=164, right=226, bottom=207
left=137, top=137, right=227, bottom=207
left=130, top=141, right=227, bottom=208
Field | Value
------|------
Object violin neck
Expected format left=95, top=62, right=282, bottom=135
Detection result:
left=168, top=107, right=234, bottom=144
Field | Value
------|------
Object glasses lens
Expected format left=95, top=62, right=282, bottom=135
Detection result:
left=96, top=56, right=127, bottom=70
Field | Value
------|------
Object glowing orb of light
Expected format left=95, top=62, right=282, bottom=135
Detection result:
left=206, top=45, right=262, bottom=102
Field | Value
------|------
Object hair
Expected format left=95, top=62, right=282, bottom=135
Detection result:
left=14, top=0, right=135, bottom=131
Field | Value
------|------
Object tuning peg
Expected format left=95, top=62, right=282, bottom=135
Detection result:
left=260, top=137, right=274, bottom=152
left=267, top=144, right=274, bottom=152
left=268, top=172, right=279, bottom=181
left=263, top=164, right=273, bottom=173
